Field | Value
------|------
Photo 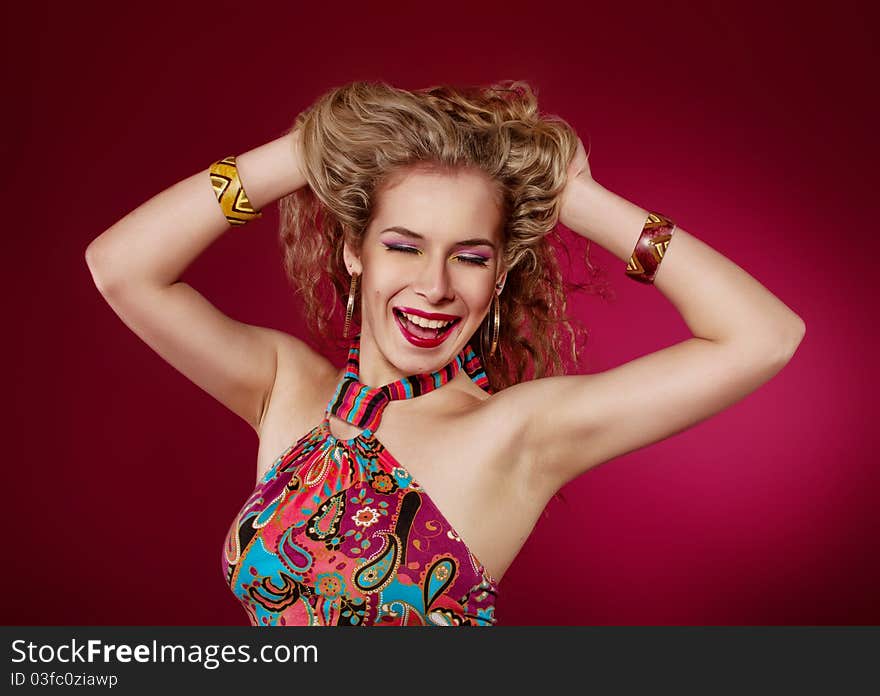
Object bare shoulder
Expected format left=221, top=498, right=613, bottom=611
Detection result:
left=272, top=332, right=337, bottom=400
left=454, top=377, right=534, bottom=475
left=482, top=336, right=803, bottom=497
left=258, top=332, right=337, bottom=431
left=253, top=333, right=340, bottom=481
left=273, top=331, right=336, bottom=380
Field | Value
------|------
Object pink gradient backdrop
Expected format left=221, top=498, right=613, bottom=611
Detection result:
left=5, top=1, right=876, bottom=624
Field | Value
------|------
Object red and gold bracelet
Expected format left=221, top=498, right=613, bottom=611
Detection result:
left=625, top=211, right=676, bottom=284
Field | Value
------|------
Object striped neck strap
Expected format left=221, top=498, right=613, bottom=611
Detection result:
left=327, top=334, right=492, bottom=432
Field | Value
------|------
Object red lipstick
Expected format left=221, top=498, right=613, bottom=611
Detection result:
left=393, top=307, right=461, bottom=349
left=396, top=306, right=461, bottom=321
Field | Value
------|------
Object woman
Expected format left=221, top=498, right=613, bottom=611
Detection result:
left=85, top=80, right=805, bottom=626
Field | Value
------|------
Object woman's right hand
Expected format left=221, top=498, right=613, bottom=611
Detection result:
left=289, top=127, right=308, bottom=190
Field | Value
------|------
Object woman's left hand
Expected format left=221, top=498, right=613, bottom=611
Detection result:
left=565, top=136, right=591, bottom=184
left=560, top=136, right=592, bottom=228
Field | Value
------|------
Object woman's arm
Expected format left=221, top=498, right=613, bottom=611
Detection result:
left=86, top=131, right=306, bottom=289
left=83, top=129, right=330, bottom=435
left=490, top=163, right=806, bottom=494
left=560, top=172, right=805, bottom=347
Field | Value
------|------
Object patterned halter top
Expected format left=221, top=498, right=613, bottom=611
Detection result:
left=221, top=335, right=499, bottom=626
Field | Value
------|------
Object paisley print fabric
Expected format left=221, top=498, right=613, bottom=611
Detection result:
left=222, top=335, right=498, bottom=626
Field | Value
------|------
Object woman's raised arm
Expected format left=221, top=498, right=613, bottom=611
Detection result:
left=86, top=131, right=306, bottom=289
left=494, top=159, right=806, bottom=494
left=84, top=129, right=331, bottom=434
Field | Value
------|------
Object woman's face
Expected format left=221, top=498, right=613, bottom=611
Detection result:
left=343, top=165, right=507, bottom=384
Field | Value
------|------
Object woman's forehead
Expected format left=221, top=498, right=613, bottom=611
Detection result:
left=370, top=167, right=504, bottom=242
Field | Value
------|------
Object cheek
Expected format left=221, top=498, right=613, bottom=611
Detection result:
left=461, top=288, right=495, bottom=317
left=361, top=277, right=402, bottom=308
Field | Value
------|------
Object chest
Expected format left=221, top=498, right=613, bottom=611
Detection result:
left=254, top=372, right=546, bottom=584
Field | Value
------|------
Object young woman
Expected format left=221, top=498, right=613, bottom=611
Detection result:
left=85, top=81, right=805, bottom=626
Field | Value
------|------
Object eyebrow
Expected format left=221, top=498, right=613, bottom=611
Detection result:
left=379, top=226, right=497, bottom=250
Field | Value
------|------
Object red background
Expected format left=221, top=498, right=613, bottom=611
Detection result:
left=5, top=1, right=877, bottom=625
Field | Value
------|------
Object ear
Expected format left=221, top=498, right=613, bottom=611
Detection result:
left=495, top=269, right=507, bottom=295
left=342, top=233, right=363, bottom=275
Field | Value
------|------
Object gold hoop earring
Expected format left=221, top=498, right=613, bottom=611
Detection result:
left=343, top=272, right=359, bottom=339
left=482, top=290, right=501, bottom=357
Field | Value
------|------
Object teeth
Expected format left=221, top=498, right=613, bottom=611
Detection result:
left=400, top=312, right=455, bottom=330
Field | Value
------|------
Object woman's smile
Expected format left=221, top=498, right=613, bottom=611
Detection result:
left=393, top=307, right=462, bottom=348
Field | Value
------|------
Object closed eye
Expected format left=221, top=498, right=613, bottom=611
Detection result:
left=383, top=245, right=489, bottom=267
left=384, top=244, right=420, bottom=255
left=456, top=255, right=490, bottom=267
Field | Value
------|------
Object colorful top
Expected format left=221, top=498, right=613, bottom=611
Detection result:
left=221, top=335, right=499, bottom=626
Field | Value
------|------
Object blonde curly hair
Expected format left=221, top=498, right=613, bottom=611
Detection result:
left=278, top=79, right=602, bottom=392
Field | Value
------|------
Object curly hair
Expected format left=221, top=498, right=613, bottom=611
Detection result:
left=278, top=79, right=603, bottom=392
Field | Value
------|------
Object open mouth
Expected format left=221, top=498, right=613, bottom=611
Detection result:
left=393, top=309, right=461, bottom=343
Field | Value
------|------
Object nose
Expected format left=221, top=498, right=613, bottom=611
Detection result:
left=412, top=255, right=455, bottom=305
